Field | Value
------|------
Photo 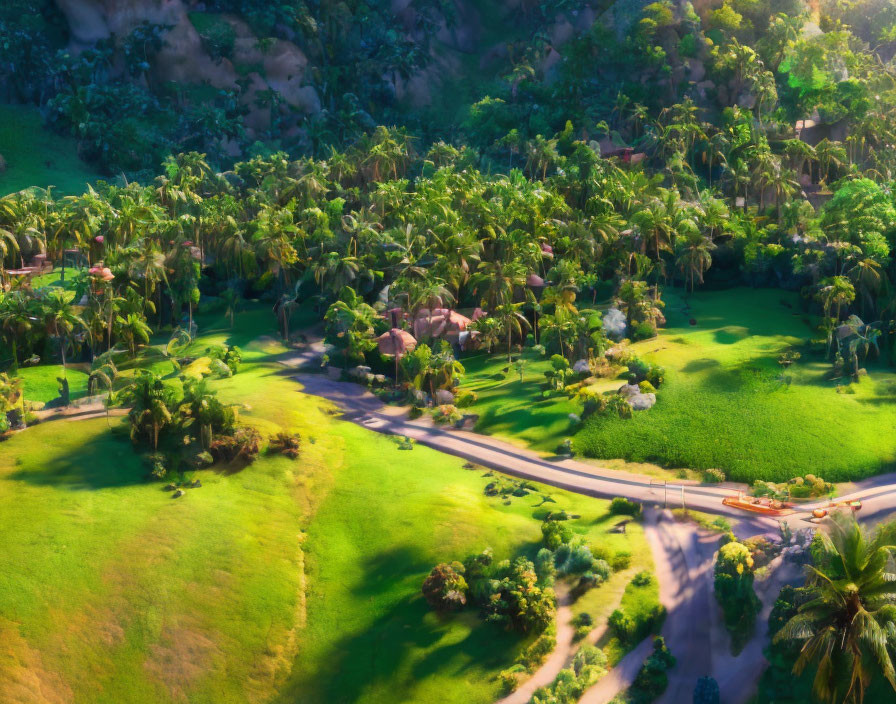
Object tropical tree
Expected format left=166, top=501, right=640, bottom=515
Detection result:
left=41, top=289, right=86, bottom=375
left=775, top=515, right=896, bottom=704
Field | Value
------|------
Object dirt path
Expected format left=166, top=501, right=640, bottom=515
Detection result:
left=496, top=586, right=575, bottom=704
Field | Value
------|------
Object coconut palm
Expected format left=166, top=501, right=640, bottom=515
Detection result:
left=775, top=515, right=896, bottom=704
left=675, top=229, right=715, bottom=292
left=115, top=312, right=152, bottom=358
left=493, top=302, right=530, bottom=362
left=41, top=289, right=87, bottom=376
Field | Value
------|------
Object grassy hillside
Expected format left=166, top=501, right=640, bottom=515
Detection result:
left=0, top=104, right=97, bottom=196
left=0, top=311, right=649, bottom=704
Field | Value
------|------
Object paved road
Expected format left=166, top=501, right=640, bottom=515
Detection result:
left=294, top=372, right=786, bottom=532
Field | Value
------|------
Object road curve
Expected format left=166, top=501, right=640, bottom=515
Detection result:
left=293, top=371, right=782, bottom=531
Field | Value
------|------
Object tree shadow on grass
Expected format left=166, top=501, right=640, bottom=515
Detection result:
left=8, top=432, right=145, bottom=490
left=680, top=357, right=720, bottom=374
left=277, top=572, right=522, bottom=704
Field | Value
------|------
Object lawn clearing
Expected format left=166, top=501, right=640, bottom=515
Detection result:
left=17, top=363, right=89, bottom=404
left=458, top=350, right=581, bottom=452
left=0, top=104, right=98, bottom=196
left=576, top=287, right=896, bottom=483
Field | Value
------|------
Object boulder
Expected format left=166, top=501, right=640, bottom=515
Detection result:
left=618, top=384, right=640, bottom=398
left=349, top=365, right=372, bottom=379
left=191, top=479, right=202, bottom=488
left=435, top=389, right=455, bottom=405
left=626, top=392, right=656, bottom=411
left=573, top=360, right=590, bottom=374
left=172, top=489, right=185, bottom=498
left=164, top=483, right=177, bottom=491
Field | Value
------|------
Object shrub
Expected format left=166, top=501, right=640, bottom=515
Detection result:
left=518, top=630, right=556, bottom=670
left=535, top=548, right=556, bottom=586
left=638, top=380, right=656, bottom=394
left=209, top=426, right=262, bottom=464
left=610, top=497, right=641, bottom=517
left=632, top=321, right=657, bottom=341
left=714, top=541, right=761, bottom=653
left=454, top=388, right=478, bottom=408
left=592, top=559, right=611, bottom=581
left=610, top=550, right=632, bottom=571
left=422, top=563, right=468, bottom=611
left=572, top=612, right=594, bottom=642
left=558, top=541, right=596, bottom=575
left=268, top=431, right=301, bottom=458
left=703, top=468, right=726, bottom=483
left=497, top=668, right=522, bottom=694
left=632, top=637, right=676, bottom=700
left=632, top=571, right=653, bottom=587
left=542, top=519, right=573, bottom=549
left=609, top=609, right=637, bottom=644
left=626, top=356, right=651, bottom=382
left=432, top=404, right=462, bottom=424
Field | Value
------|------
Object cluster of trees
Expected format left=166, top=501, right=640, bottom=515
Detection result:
left=422, top=549, right=556, bottom=634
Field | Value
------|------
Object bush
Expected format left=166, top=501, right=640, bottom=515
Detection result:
left=542, top=519, right=573, bottom=549
left=432, top=404, right=462, bottom=424
left=714, top=541, right=761, bottom=653
left=592, top=558, right=611, bottom=581
left=703, top=468, right=726, bottom=484
left=518, top=630, right=556, bottom=670
left=498, top=667, right=523, bottom=694
left=610, top=550, right=632, bottom=571
left=454, top=388, right=478, bottom=408
left=268, top=431, right=301, bottom=458
left=631, top=637, right=676, bottom=700
left=610, top=497, right=641, bottom=517
left=422, top=563, right=468, bottom=611
left=535, top=548, right=556, bottom=586
left=632, top=321, right=657, bottom=341
left=209, top=426, right=262, bottom=464
left=558, top=541, right=596, bottom=575
left=632, top=571, right=653, bottom=587
left=572, top=612, right=594, bottom=642
left=609, top=609, right=637, bottom=644
left=637, top=380, right=656, bottom=394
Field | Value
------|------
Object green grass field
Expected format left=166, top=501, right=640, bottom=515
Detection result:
left=0, top=104, right=97, bottom=196
left=577, top=288, right=896, bottom=483
left=0, top=310, right=651, bottom=703
left=458, top=350, right=581, bottom=452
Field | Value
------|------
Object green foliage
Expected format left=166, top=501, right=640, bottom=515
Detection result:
left=610, top=497, right=642, bottom=517
left=422, top=562, right=469, bottom=611
left=542, top=518, right=573, bottom=550
left=714, top=540, right=761, bottom=653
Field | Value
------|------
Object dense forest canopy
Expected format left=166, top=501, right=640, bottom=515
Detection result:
left=5, top=1, right=896, bottom=380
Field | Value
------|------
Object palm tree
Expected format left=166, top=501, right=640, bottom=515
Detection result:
left=493, top=302, right=530, bottom=362
left=675, top=229, right=715, bottom=292
left=816, top=276, right=856, bottom=357
left=0, top=291, right=37, bottom=371
left=816, top=139, right=848, bottom=185
left=41, top=289, right=87, bottom=377
left=775, top=515, right=896, bottom=704
left=115, top=312, right=152, bottom=358
left=848, top=259, right=883, bottom=317
left=125, top=372, right=176, bottom=450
